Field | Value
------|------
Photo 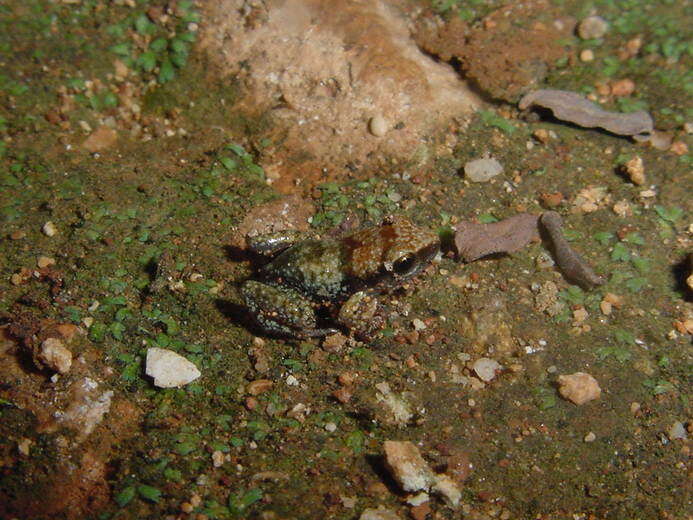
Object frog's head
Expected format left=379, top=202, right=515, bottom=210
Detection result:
left=346, top=217, right=440, bottom=283
left=381, top=217, right=440, bottom=280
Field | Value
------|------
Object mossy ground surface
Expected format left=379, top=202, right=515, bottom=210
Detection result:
left=0, top=1, right=690, bottom=519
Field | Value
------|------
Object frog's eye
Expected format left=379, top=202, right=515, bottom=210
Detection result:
left=392, top=254, right=417, bottom=275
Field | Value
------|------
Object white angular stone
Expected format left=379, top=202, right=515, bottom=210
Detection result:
left=464, top=157, right=503, bottom=182
left=384, top=440, right=435, bottom=492
left=472, top=358, right=502, bottom=382
left=146, top=347, right=201, bottom=388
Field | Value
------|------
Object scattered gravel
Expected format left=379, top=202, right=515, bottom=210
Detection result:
left=464, top=157, right=503, bottom=182
left=558, top=372, right=602, bottom=405
left=145, top=347, right=201, bottom=388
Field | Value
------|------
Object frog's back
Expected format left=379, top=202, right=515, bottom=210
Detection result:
left=259, top=239, right=347, bottom=300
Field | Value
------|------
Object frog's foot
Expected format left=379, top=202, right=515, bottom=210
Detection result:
left=337, top=291, right=384, bottom=340
left=241, top=280, right=336, bottom=338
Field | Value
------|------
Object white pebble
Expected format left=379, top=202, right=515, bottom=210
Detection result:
left=286, top=374, right=299, bottom=386
left=584, top=431, right=596, bottom=442
left=145, top=347, right=201, bottom=388
left=578, top=16, right=609, bottom=40
left=42, top=221, right=57, bottom=237
left=369, top=115, right=388, bottom=137
left=412, top=318, right=427, bottom=331
left=668, top=421, right=687, bottom=440
left=472, top=358, right=502, bottom=382
left=324, top=422, right=337, bottom=432
left=464, top=157, right=503, bottom=182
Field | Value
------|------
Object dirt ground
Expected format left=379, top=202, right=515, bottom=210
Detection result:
left=0, top=1, right=691, bottom=519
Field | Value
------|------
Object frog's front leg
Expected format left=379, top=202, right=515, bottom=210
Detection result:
left=337, top=291, right=384, bottom=340
left=241, top=280, right=337, bottom=338
left=246, top=230, right=305, bottom=256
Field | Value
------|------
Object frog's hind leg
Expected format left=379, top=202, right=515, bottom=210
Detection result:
left=241, top=280, right=337, bottom=338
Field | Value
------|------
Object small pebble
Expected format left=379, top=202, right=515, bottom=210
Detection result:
left=212, top=450, right=225, bottom=467
left=145, top=347, right=201, bottom=388
left=600, top=300, right=612, bottom=315
left=38, top=337, right=72, bottom=374
left=412, top=318, right=427, bottom=331
left=577, top=16, right=609, bottom=39
left=369, top=115, right=388, bottom=137
left=17, top=438, right=32, bottom=456
left=464, top=157, right=503, bottom=183
left=42, top=221, right=57, bottom=237
left=286, top=374, right=299, bottom=386
left=472, top=358, right=502, bottom=382
left=359, top=507, right=401, bottom=520
left=324, top=422, right=337, bottom=432
left=322, top=332, right=347, bottom=353
left=580, top=49, right=595, bottom=62
left=558, top=372, right=601, bottom=405
left=623, top=156, right=645, bottom=185
left=670, top=141, right=688, bottom=155
left=584, top=432, right=596, bottom=442
left=247, top=379, right=273, bottom=396
left=668, top=421, right=687, bottom=441
left=10, top=230, right=26, bottom=240
left=37, top=256, right=56, bottom=268
left=611, top=78, right=635, bottom=97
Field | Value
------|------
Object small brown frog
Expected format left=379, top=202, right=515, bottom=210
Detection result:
left=241, top=217, right=439, bottom=338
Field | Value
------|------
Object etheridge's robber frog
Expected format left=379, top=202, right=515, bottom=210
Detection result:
left=241, top=217, right=440, bottom=338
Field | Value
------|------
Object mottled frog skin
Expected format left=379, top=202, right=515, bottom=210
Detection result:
left=241, top=217, right=440, bottom=338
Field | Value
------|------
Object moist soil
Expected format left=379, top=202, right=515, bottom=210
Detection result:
left=0, top=1, right=690, bottom=519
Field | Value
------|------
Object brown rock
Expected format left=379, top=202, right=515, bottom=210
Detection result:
left=198, top=0, right=479, bottom=191
left=558, top=372, right=601, bottom=405
left=332, top=387, right=352, bottom=404
left=322, top=332, right=347, bottom=353
left=611, top=79, right=635, bottom=97
left=247, top=379, right=274, bottom=396
left=82, top=126, right=118, bottom=153
left=540, top=192, right=564, bottom=208
left=623, top=156, right=645, bottom=185
left=445, top=450, right=473, bottom=485
left=383, top=441, right=435, bottom=492
left=38, top=338, right=72, bottom=374
left=410, top=502, right=431, bottom=520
